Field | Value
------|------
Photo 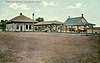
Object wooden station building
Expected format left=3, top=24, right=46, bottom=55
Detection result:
left=64, top=14, right=95, bottom=33
left=6, top=13, right=37, bottom=32
left=6, top=13, right=96, bottom=33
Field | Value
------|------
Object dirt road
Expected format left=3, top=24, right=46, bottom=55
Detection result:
left=0, top=32, right=100, bottom=63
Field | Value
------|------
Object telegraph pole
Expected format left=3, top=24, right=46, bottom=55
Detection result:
left=32, top=13, right=34, bottom=32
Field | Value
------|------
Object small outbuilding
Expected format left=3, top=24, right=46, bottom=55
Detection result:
left=64, top=14, right=95, bottom=33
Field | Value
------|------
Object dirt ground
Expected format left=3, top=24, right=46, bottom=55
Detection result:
left=0, top=32, right=100, bottom=63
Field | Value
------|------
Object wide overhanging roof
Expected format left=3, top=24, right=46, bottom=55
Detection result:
left=6, top=13, right=38, bottom=24
left=34, top=21, right=63, bottom=26
left=64, top=17, right=95, bottom=26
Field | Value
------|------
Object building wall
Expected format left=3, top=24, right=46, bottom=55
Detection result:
left=64, top=26, right=86, bottom=32
left=6, top=23, right=33, bottom=32
left=6, top=23, right=15, bottom=31
left=87, top=29, right=100, bottom=33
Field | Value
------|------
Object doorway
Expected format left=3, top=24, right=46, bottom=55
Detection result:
left=20, top=25, right=23, bottom=31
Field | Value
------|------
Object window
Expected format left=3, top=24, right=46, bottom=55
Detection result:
left=16, top=25, right=19, bottom=29
left=81, top=18, right=87, bottom=23
left=29, top=25, right=31, bottom=29
left=26, top=25, right=28, bottom=29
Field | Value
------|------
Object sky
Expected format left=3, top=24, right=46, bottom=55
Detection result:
left=0, top=0, right=100, bottom=27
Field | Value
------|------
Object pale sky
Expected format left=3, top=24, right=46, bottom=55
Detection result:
left=0, top=0, right=100, bottom=27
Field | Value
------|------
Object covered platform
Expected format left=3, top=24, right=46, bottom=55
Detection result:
left=34, top=20, right=63, bottom=32
left=64, top=14, right=95, bottom=33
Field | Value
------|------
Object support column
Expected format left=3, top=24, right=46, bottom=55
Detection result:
left=52, top=25, right=54, bottom=32
left=62, top=24, right=64, bottom=32
left=56, top=25, right=57, bottom=32
left=66, top=26, right=67, bottom=33
left=71, top=26, right=73, bottom=33
left=62, top=25, right=64, bottom=32
left=92, top=25, right=93, bottom=34
left=77, top=26, right=79, bottom=33
left=60, top=25, right=62, bottom=32
left=60, top=25, right=63, bottom=32
left=84, top=26, right=86, bottom=33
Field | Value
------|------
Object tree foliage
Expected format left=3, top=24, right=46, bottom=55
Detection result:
left=0, top=20, right=7, bottom=31
left=35, top=17, right=44, bottom=22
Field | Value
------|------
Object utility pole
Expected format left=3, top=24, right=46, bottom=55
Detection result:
left=32, top=13, right=34, bottom=32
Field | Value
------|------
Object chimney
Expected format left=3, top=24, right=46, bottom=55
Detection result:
left=32, top=13, right=34, bottom=21
left=20, top=13, right=22, bottom=16
left=81, top=14, right=83, bottom=17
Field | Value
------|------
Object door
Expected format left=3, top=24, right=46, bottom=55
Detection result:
left=20, top=25, right=23, bottom=31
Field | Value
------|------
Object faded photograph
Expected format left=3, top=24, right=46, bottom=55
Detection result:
left=0, top=0, right=100, bottom=63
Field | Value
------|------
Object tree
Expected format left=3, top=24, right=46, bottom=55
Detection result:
left=0, top=22, right=2, bottom=29
left=35, top=17, right=44, bottom=22
left=0, top=20, right=7, bottom=31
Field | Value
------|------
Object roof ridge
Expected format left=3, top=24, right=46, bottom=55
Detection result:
left=9, top=14, right=32, bottom=21
left=69, top=17, right=82, bottom=19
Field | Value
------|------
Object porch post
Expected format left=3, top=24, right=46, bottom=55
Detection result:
left=56, top=25, right=57, bottom=32
left=92, top=25, right=93, bottom=34
left=63, top=25, right=64, bottom=32
left=12, top=23, right=14, bottom=31
left=60, top=25, right=62, bottom=32
left=66, top=26, right=67, bottom=32
left=77, top=26, right=79, bottom=33
left=84, top=26, right=87, bottom=33
left=71, top=26, right=73, bottom=33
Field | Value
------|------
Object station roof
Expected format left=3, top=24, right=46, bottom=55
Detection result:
left=34, top=20, right=63, bottom=26
left=6, top=13, right=38, bottom=24
left=64, top=14, right=95, bottom=26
